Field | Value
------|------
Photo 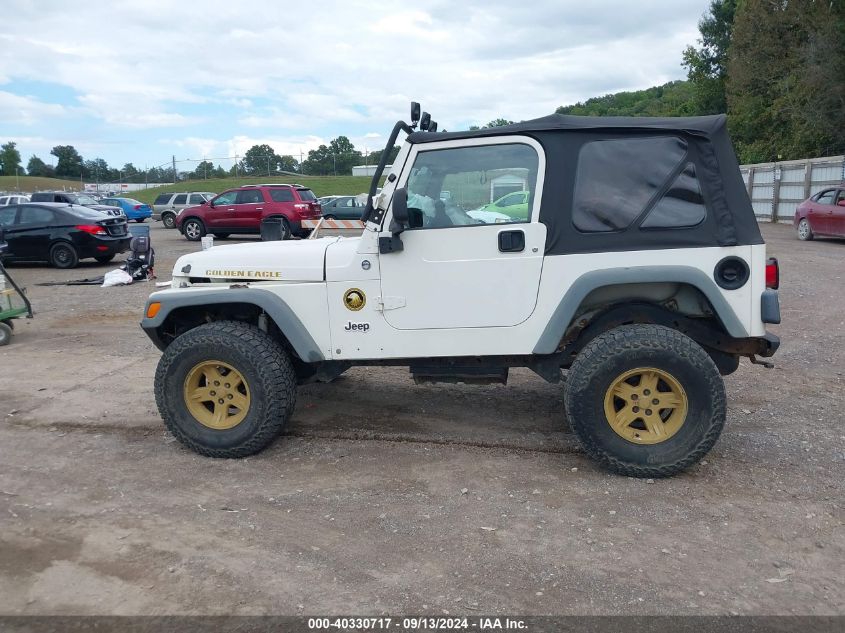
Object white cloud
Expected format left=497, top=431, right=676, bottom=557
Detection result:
left=0, top=0, right=706, bottom=166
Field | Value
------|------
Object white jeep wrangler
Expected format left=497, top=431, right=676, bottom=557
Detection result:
left=142, top=104, right=780, bottom=477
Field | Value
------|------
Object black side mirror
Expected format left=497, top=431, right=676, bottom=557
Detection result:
left=411, top=102, right=421, bottom=126
left=420, top=112, right=431, bottom=131
left=390, top=187, right=409, bottom=233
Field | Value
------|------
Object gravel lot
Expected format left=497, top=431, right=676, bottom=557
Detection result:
left=0, top=222, right=842, bottom=616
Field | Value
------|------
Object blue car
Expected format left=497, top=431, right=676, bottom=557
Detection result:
left=101, top=197, right=153, bottom=223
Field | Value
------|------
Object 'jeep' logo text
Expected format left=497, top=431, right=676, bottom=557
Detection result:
left=344, top=321, right=370, bottom=332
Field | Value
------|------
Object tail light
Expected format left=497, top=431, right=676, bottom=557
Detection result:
left=766, top=257, right=779, bottom=289
left=133, top=204, right=142, bottom=210
left=76, top=224, right=107, bottom=236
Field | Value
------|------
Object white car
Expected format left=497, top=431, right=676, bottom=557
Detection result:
left=0, top=195, right=30, bottom=206
left=141, top=103, right=780, bottom=478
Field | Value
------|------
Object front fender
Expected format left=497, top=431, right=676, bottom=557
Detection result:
left=141, top=287, right=324, bottom=362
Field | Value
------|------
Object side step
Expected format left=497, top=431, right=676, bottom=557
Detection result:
left=410, top=365, right=509, bottom=385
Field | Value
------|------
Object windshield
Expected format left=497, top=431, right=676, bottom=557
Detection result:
left=297, top=189, right=316, bottom=201
left=75, top=194, right=99, bottom=205
left=123, top=198, right=143, bottom=205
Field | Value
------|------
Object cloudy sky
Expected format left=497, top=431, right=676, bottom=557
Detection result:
left=0, top=0, right=706, bottom=172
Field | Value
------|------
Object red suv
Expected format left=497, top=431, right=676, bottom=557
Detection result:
left=175, top=184, right=322, bottom=241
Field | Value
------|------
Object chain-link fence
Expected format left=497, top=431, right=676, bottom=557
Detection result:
left=741, top=155, right=845, bottom=223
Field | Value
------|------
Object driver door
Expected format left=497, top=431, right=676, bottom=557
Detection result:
left=378, top=137, right=546, bottom=330
left=204, top=191, right=238, bottom=229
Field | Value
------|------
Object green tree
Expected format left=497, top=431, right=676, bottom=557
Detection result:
left=682, top=0, right=737, bottom=114
left=302, top=136, right=361, bottom=175
left=26, top=155, right=53, bottom=177
left=468, top=118, right=515, bottom=131
left=727, top=0, right=845, bottom=162
left=0, top=142, right=22, bottom=176
left=278, top=155, right=299, bottom=172
left=51, top=145, right=83, bottom=178
left=242, top=144, right=281, bottom=176
left=190, top=160, right=215, bottom=179
left=368, top=145, right=401, bottom=165
left=83, top=158, right=110, bottom=182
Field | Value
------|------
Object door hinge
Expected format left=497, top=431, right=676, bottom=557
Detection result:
left=377, top=296, right=406, bottom=311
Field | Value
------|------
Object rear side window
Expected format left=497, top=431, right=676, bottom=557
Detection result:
left=188, top=194, right=205, bottom=204
left=19, top=206, right=55, bottom=224
left=154, top=194, right=172, bottom=205
left=237, top=190, right=264, bottom=204
left=296, top=189, right=316, bottom=201
left=30, top=193, right=49, bottom=202
left=573, top=137, right=687, bottom=232
left=173, top=194, right=187, bottom=205
left=269, top=189, right=295, bottom=202
left=641, top=163, right=706, bottom=229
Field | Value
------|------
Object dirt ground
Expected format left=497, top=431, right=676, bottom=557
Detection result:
left=0, top=222, right=842, bottom=616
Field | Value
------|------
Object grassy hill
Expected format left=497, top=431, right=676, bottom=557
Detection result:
left=557, top=80, right=699, bottom=117
left=0, top=175, right=83, bottom=193
left=129, top=175, right=379, bottom=205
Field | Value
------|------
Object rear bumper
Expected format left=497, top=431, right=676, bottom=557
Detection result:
left=75, top=236, right=131, bottom=258
left=757, top=332, right=780, bottom=357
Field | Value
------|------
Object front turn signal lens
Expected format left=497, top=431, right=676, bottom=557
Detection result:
left=146, top=302, right=161, bottom=319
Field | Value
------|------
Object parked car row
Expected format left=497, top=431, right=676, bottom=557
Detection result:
left=0, top=194, right=31, bottom=206
left=152, top=192, right=216, bottom=228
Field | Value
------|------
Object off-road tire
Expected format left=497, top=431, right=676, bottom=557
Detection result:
left=183, top=218, right=206, bottom=241
left=0, top=322, right=11, bottom=346
left=161, top=213, right=176, bottom=229
left=95, top=254, right=115, bottom=264
left=154, top=320, right=296, bottom=457
left=797, top=218, right=814, bottom=241
left=564, top=324, right=726, bottom=478
left=49, top=242, right=79, bottom=269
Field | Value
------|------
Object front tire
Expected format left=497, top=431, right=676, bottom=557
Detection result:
left=797, top=218, right=814, bottom=241
left=162, top=213, right=176, bottom=229
left=564, top=324, right=726, bottom=478
left=183, top=218, right=206, bottom=241
left=154, top=321, right=296, bottom=458
left=49, top=242, right=79, bottom=269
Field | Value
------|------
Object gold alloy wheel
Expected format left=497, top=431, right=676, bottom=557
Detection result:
left=183, top=360, right=251, bottom=430
left=603, top=367, right=688, bottom=444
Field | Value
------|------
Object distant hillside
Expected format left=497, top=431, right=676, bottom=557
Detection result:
left=556, top=80, right=700, bottom=118
left=0, top=175, right=83, bottom=193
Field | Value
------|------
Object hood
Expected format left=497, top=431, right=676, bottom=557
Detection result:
left=173, top=237, right=340, bottom=282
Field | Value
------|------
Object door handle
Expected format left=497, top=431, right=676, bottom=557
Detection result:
left=498, top=229, right=525, bottom=252
left=256, top=207, right=263, bottom=210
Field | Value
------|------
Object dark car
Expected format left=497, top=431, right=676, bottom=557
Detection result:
left=318, top=195, right=365, bottom=220
left=794, top=184, right=845, bottom=240
left=174, top=183, right=322, bottom=241
left=29, top=191, right=125, bottom=217
left=0, top=203, right=130, bottom=268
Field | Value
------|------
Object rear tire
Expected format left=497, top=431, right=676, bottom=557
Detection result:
left=0, top=322, right=11, bottom=346
left=162, top=213, right=176, bottom=229
left=154, top=321, right=296, bottom=458
left=323, top=215, right=337, bottom=220
left=564, top=324, right=726, bottom=478
left=279, top=217, right=292, bottom=240
left=797, top=218, right=814, bottom=241
left=49, top=242, right=79, bottom=269
left=183, top=218, right=205, bottom=241
left=135, top=218, right=146, bottom=223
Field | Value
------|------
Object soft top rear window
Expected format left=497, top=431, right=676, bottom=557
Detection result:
left=572, top=136, right=687, bottom=233
left=297, top=188, right=316, bottom=201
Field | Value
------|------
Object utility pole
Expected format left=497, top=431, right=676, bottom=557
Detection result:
left=172, top=155, right=176, bottom=184
left=235, top=155, right=239, bottom=179
left=267, top=155, right=271, bottom=177
left=15, top=167, right=19, bottom=192
left=300, top=150, right=304, bottom=175
left=333, top=151, right=336, bottom=176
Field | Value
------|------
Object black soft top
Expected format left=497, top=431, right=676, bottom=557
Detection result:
left=408, top=113, right=728, bottom=143
left=408, top=114, right=762, bottom=254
